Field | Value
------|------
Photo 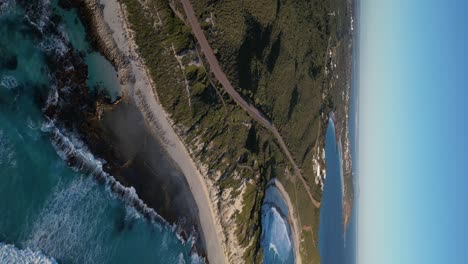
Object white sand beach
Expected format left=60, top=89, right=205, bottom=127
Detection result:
left=97, top=0, right=228, bottom=262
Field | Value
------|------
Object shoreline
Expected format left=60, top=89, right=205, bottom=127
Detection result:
left=329, top=111, right=351, bottom=233
left=329, top=112, right=345, bottom=198
left=93, top=0, right=228, bottom=263
left=272, top=179, right=303, bottom=264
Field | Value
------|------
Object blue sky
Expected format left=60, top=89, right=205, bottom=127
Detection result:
left=358, top=0, right=468, bottom=263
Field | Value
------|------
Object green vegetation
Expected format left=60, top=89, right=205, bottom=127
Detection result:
left=119, top=0, right=293, bottom=262
left=190, top=0, right=337, bottom=184
left=236, top=182, right=264, bottom=263
left=189, top=0, right=352, bottom=261
left=119, top=0, right=352, bottom=262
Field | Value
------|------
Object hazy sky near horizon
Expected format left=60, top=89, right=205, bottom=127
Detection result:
left=358, top=0, right=468, bottom=263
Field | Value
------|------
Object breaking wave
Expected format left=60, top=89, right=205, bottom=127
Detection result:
left=41, top=119, right=170, bottom=228
left=0, top=243, right=57, bottom=264
left=41, top=85, right=204, bottom=263
left=25, top=176, right=111, bottom=264
left=261, top=206, right=293, bottom=263
left=0, top=0, right=16, bottom=16
left=0, top=0, right=205, bottom=263
left=39, top=34, right=69, bottom=57
left=0, top=75, right=18, bottom=90
left=23, top=0, right=51, bottom=33
left=266, top=207, right=292, bottom=258
left=177, top=253, right=204, bottom=264
left=261, top=185, right=294, bottom=263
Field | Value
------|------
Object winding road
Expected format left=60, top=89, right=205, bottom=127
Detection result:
left=180, top=0, right=320, bottom=209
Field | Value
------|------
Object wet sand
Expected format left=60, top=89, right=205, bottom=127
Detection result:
left=98, top=99, right=202, bottom=240
left=54, top=0, right=207, bottom=256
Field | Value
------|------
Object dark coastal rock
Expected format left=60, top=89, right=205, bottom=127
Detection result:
left=40, top=24, right=207, bottom=263
left=57, top=0, right=80, bottom=10
left=36, top=1, right=207, bottom=259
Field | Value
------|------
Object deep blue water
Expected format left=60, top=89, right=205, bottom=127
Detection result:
left=0, top=1, right=201, bottom=263
left=260, top=183, right=295, bottom=264
left=318, top=119, right=346, bottom=263
left=318, top=28, right=358, bottom=263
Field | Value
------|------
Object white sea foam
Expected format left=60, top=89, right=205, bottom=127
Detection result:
left=33, top=7, right=204, bottom=260
left=41, top=119, right=169, bottom=228
left=0, top=0, right=16, bottom=16
left=26, top=177, right=109, bottom=264
left=265, top=207, right=292, bottom=262
left=45, top=84, right=58, bottom=107
left=26, top=116, right=41, bottom=141
left=178, top=253, right=186, bottom=264
left=0, top=75, right=18, bottom=90
left=190, top=253, right=205, bottom=264
left=27, top=117, right=39, bottom=131
left=124, top=205, right=142, bottom=221
left=36, top=17, right=70, bottom=57
left=22, top=0, right=70, bottom=58
left=0, top=243, right=57, bottom=264
left=39, top=120, right=208, bottom=261
left=269, top=243, right=279, bottom=256
left=39, top=35, right=69, bottom=57
left=37, top=10, right=174, bottom=237
left=177, top=252, right=205, bottom=264
left=24, top=0, right=51, bottom=33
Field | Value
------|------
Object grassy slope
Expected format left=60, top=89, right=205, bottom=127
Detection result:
left=191, top=0, right=330, bottom=183
left=119, top=0, right=288, bottom=262
left=190, top=0, right=352, bottom=262
left=119, top=0, right=352, bottom=262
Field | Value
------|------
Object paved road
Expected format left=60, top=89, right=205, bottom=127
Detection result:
left=180, top=0, right=320, bottom=209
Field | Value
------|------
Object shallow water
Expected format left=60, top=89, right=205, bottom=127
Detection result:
left=261, top=183, right=295, bottom=264
left=0, top=1, right=201, bottom=263
left=53, top=0, right=121, bottom=101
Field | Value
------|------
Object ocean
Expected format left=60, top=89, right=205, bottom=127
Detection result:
left=0, top=0, right=202, bottom=263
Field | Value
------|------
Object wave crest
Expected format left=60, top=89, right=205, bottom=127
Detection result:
left=41, top=119, right=170, bottom=228
left=0, top=0, right=16, bottom=16
left=0, top=76, right=18, bottom=90
left=0, top=243, right=57, bottom=264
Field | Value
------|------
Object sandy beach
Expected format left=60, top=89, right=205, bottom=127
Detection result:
left=97, top=0, right=227, bottom=263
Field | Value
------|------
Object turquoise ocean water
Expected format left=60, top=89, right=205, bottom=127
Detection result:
left=0, top=1, right=201, bottom=263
